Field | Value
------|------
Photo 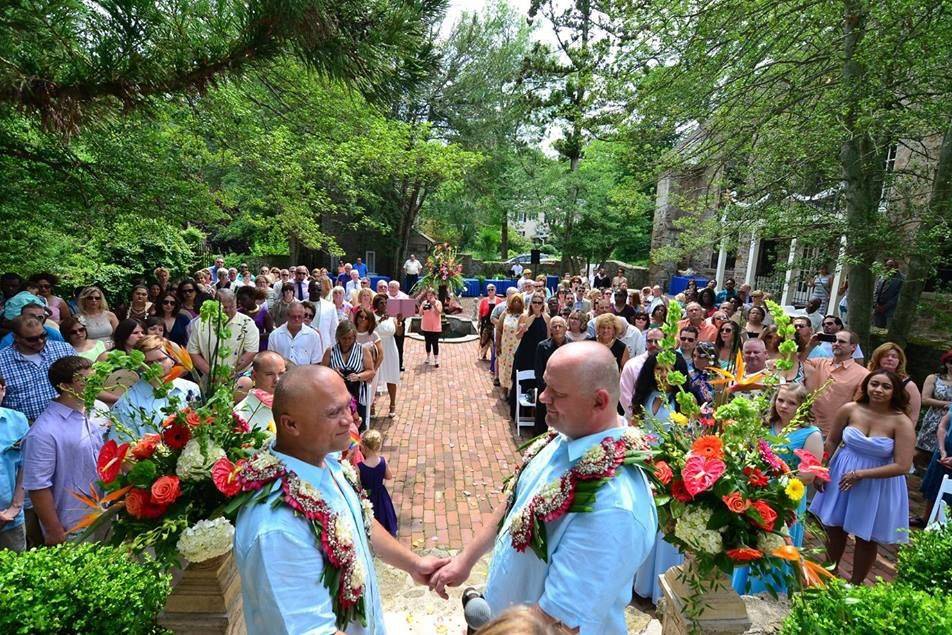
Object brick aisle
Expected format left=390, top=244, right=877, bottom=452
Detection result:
left=373, top=335, right=521, bottom=551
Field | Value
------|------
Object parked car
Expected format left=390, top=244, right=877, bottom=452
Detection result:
left=505, top=253, right=558, bottom=266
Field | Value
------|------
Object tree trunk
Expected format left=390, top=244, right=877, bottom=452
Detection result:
left=887, top=122, right=952, bottom=345
left=500, top=207, right=509, bottom=260
left=840, top=3, right=876, bottom=352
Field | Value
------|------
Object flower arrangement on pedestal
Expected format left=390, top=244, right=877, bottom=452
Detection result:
left=643, top=300, right=833, bottom=604
left=412, top=242, right=464, bottom=294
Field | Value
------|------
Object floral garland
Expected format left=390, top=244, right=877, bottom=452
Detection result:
left=238, top=451, right=374, bottom=630
left=500, top=429, right=651, bottom=562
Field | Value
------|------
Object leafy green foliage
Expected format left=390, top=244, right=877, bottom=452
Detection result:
left=0, top=543, right=170, bottom=634
left=781, top=579, right=952, bottom=634
left=896, top=520, right=952, bottom=594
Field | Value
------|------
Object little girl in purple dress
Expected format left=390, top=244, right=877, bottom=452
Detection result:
left=809, top=369, right=914, bottom=584
left=358, top=430, right=398, bottom=536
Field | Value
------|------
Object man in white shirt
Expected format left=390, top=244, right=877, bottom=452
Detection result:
left=187, top=290, right=259, bottom=379
left=403, top=254, right=422, bottom=292
left=511, top=261, right=524, bottom=279
left=619, top=328, right=663, bottom=417
left=268, top=303, right=324, bottom=366
left=271, top=269, right=290, bottom=295
left=344, top=270, right=361, bottom=298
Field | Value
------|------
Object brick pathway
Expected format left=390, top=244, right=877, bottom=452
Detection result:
left=373, top=335, right=521, bottom=552
left=374, top=331, right=924, bottom=583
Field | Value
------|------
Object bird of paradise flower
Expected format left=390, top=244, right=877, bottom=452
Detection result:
left=708, top=350, right=769, bottom=393
left=68, top=483, right=132, bottom=534
left=772, top=545, right=836, bottom=588
left=162, top=342, right=194, bottom=383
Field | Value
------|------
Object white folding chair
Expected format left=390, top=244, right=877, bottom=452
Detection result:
left=926, top=474, right=952, bottom=528
left=514, top=370, right=536, bottom=436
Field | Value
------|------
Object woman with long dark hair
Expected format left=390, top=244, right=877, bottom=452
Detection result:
left=810, top=369, right=913, bottom=584
left=715, top=320, right=742, bottom=368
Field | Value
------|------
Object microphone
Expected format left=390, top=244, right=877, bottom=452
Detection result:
left=462, top=587, right=492, bottom=633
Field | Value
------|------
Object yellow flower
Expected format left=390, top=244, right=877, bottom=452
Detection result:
left=785, top=478, right=805, bottom=502
left=669, top=412, right=689, bottom=426
left=266, top=420, right=277, bottom=435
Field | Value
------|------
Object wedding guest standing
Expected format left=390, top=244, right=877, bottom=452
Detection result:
left=916, top=350, right=952, bottom=469
left=372, top=295, right=400, bottom=418
left=322, top=321, right=375, bottom=430
left=0, top=378, right=29, bottom=551
left=233, top=352, right=286, bottom=432
left=809, top=370, right=914, bottom=584
left=866, top=342, right=921, bottom=429
left=418, top=288, right=443, bottom=368
left=358, top=430, right=398, bottom=536
left=76, top=286, right=118, bottom=346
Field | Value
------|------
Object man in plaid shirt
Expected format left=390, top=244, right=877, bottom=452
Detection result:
left=0, top=316, right=75, bottom=422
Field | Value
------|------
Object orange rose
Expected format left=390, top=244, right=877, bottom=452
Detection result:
left=748, top=499, right=778, bottom=531
left=722, top=492, right=750, bottom=513
left=125, top=487, right=167, bottom=519
left=184, top=410, right=201, bottom=428
left=653, top=461, right=674, bottom=485
left=691, top=435, right=724, bottom=460
left=131, top=433, right=161, bottom=460
left=150, top=475, right=181, bottom=506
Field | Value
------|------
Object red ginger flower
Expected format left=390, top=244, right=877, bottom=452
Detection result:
left=97, top=440, right=129, bottom=484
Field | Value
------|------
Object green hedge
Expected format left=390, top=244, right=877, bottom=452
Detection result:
left=896, top=520, right=952, bottom=594
left=781, top=580, right=952, bottom=634
left=0, top=543, right=171, bottom=634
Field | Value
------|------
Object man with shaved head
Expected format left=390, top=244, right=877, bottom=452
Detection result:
left=233, top=351, right=286, bottom=431
left=234, top=365, right=448, bottom=634
left=430, top=342, right=656, bottom=633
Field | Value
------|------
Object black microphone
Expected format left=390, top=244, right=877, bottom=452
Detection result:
left=462, top=587, right=492, bottom=633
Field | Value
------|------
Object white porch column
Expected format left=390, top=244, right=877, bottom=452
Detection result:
left=715, top=212, right=728, bottom=288
left=744, top=231, right=761, bottom=286
left=780, top=239, right=798, bottom=305
left=828, top=234, right=848, bottom=313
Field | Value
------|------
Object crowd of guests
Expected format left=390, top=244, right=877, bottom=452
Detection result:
left=485, top=264, right=949, bottom=593
left=0, top=258, right=452, bottom=550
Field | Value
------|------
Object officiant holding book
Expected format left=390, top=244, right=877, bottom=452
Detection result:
left=429, top=342, right=657, bottom=634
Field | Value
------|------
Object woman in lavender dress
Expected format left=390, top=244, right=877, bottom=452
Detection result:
left=809, top=369, right=914, bottom=584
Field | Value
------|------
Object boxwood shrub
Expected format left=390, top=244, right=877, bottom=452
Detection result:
left=896, top=521, right=952, bottom=594
left=781, top=579, right=952, bottom=634
left=0, top=543, right=171, bottom=634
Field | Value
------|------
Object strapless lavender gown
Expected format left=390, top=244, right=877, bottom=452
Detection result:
left=809, top=427, right=908, bottom=544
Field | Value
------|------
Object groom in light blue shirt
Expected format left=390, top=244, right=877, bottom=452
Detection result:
left=233, top=366, right=448, bottom=634
left=430, top=342, right=657, bottom=634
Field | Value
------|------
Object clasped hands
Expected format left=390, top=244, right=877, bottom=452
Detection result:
left=407, top=553, right=472, bottom=599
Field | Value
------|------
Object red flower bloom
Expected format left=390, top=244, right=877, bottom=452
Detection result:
left=727, top=547, right=763, bottom=563
left=131, top=434, right=161, bottom=461
left=150, top=475, right=181, bottom=505
left=744, top=466, right=769, bottom=488
left=212, top=457, right=241, bottom=496
left=125, top=487, right=168, bottom=519
left=691, top=435, right=724, bottom=460
left=671, top=479, right=693, bottom=502
left=162, top=422, right=191, bottom=450
left=232, top=412, right=250, bottom=433
left=748, top=499, right=778, bottom=531
left=96, top=440, right=129, bottom=484
left=722, top=492, right=750, bottom=513
left=654, top=461, right=674, bottom=485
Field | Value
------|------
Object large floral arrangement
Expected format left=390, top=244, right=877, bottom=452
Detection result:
left=74, top=302, right=271, bottom=567
left=641, top=300, right=832, bottom=597
left=412, top=242, right=465, bottom=294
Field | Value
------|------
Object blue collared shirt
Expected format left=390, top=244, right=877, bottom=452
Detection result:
left=0, top=407, right=30, bottom=532
left=234, top=449, right=383, bottom=635
left=109, top=378, right=201, bottom=441
left=0, top=341, right=76, bottom=421
left=484, top=427, right=657, bottom=635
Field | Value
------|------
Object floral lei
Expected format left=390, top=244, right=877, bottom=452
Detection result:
left=499, top=428, right=652, bottom=562
left=238, top=451, right=374, bottom=630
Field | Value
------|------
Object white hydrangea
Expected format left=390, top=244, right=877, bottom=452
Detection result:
left=757, top=532, right=786, bottom=554
left=177, top=517, right=235, bottom=563
left=674, top=507, right=723, bottom=555
left=175, top=438, right=226, bottom=481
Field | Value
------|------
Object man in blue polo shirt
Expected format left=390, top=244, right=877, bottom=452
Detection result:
left=430, top=343, right=656, bottom=633
left=353, top=257, right=368, bottom=279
